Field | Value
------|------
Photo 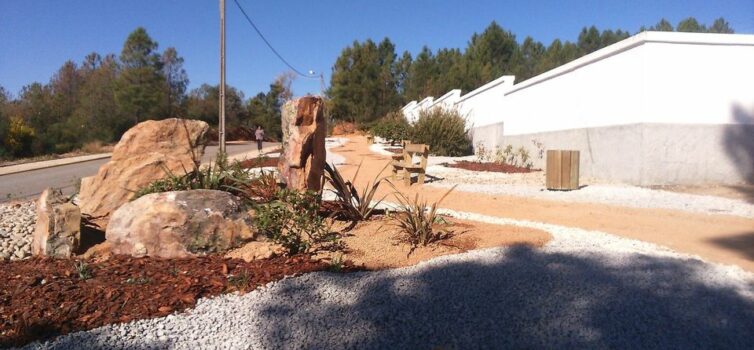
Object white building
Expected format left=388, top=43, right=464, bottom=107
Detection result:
left=401, top=31, right=754, bottom=185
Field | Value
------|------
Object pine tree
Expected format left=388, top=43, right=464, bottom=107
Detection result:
left=160, top=47, right=189, bottom=118
left=115, top=27, right=166, bottom=131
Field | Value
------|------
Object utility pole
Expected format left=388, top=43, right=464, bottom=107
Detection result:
left=218, top=0, right=227, bottom=154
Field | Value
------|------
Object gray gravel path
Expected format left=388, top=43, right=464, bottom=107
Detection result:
left=27, top=209, right=754, bottom=349
left=0, top=201, right=35, bottom=261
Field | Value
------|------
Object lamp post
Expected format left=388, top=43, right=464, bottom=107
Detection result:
left=219, top=0, right=227, bottom=154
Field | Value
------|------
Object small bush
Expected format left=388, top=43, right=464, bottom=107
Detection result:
left=412, top=107, right=472, bottom=157
left=4, top=117, right=36, bottom=158
left=516, top=147, right=532, bottom=169
left=244, top=170, right=280, bottom=203
left=371, top=111, right=411, bottom=145
left=493, top=145, right=504, bottom=164
left=227, top=270, right=251, bottom=292
left=73, top=261, right=92, bottom=280
left=475, top=142, right=491, bottom=162
left=254, top=189, right=338, bottom=255
left=389, top=183, right=456, bottom=255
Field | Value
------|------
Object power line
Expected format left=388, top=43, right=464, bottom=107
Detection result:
left=232, top=0, right=318, bottom=79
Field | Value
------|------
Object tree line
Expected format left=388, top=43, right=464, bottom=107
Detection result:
left=327, top=17, right=734, bottom=124
left=0, top=17, right=736, bottom=159
left=0, top=27, right=291, bottom=159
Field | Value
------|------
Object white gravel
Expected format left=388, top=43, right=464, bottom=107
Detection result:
left=369, top=141, right=754, bottom=218
left=27, top=208, right=754, bottom=349
left=428, top=170, right=754, bottom=218
left=326, top=137, right=348, bottom=165
left=0, top=201, right=35, bottom=261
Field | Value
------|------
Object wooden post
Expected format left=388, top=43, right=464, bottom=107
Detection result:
left=546, top=150, right=580, bottom=190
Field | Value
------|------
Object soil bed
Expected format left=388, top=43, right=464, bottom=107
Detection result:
left=324, top=216, right=551, bottom=269
left=238, top=157, right=279, bottom=169
left=0, top=254, right=329, bottom=347
left=444, top=160, right=540, bottom=173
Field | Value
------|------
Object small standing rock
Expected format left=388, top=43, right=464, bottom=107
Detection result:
left=32, top=188, right=81, bottom=258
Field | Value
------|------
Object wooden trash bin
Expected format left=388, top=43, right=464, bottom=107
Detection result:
left=546, top=150, right=580, bottom=190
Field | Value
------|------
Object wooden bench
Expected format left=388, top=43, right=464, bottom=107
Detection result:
left=391, top=143, right=429, bottom=186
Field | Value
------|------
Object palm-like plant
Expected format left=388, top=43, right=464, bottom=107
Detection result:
left=323, top=162, right=389, bottom=222
left=389, top=183, right=456, bottom=255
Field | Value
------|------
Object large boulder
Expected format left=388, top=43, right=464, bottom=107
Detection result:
left=32, top=188, right=81, bottom=258
left=278, top=96, right=327, bottom=192
left=105, top=190, right=256, bottom=258
left=78, top=118, right=209, bottom=228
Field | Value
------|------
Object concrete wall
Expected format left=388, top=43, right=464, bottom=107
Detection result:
left=456, top=76, right=515, bottom=127
left=472, top=122, right=754, bottom=185
left=403, top=31, right=754, bottom=185
left=462, top=32, right=754, bottom=134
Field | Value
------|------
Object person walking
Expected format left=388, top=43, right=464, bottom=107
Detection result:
left=255, top=126, right=265, bottom=153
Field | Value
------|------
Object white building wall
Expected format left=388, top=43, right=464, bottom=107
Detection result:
left=455, top=76, right=515, bottom=128
left=458, top=32, right=754, bottom=135
left=429, top=89, right=462, bottom=110
left=399, top=31, right=754, bottom=185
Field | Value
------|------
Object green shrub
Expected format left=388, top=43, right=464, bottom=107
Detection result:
left=371, top=111, right=411, bottom=145
left=73, top=261, right=92, bottom=280
left=4, top=117, right=36, bottom=158
left=412, top=107, right=472, bottom=156
left=254, top=189, right=338, bottom=255
left=135, top=152, right=256, bottom=200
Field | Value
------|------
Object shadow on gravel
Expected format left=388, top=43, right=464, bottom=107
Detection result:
left=256, top=246, right=754, bottom=349
left=708, top=231, right=754, bottom=261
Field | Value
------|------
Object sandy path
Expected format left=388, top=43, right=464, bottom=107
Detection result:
left=330, top=135, right=754, bottom=272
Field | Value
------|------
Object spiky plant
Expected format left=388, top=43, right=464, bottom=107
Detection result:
left=389, top=183, right=456, bottom=255
left=323, top=162, right=389, bottom=222
left=243, top=170, right=280, bottom=203
left=134, top=152, right=260, bottom=203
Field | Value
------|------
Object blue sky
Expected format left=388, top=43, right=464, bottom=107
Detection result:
left=1, top=0, right=752, bottom=98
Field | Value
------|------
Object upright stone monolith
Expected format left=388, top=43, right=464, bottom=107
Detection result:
left=278, top=96, right=326, bottom=192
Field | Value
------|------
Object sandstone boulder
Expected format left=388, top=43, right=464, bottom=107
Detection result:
left=78, top=118, right=209, bottom=228
left=278, top=96, right=327, bottom=192
left=32, top=188, right=81, bottom=258
left=106, top=190, right=256, bottom=258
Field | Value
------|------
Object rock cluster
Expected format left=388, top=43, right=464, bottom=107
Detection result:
left=106, top=190, right=256, bottom=258
left=278, top=96, right=327, bottom=192
left=78, top=118, right=209, bottom=228
left=0, top=201, right=36, bottom=260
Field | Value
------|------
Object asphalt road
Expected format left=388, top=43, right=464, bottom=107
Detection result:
left=0, top=142, right=277, bottom=202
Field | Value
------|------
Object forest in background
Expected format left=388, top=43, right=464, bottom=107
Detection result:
left=0, top=17, right=734, bottom=159
left=0, top=27, right=291, bottom=159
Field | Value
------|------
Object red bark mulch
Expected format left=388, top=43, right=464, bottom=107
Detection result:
left=0, top=255, right=332, bottom=347
left=238, top=157, right=279, bottom=169
left=445, top=160, right=541, bottom=173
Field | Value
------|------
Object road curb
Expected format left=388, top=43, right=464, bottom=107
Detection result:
left=0, top=153, right=113, bottom=176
